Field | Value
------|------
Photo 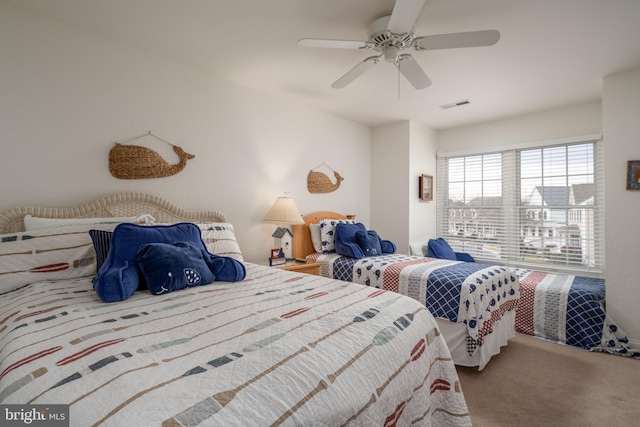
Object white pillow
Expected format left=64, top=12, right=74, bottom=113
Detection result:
left=409, top=241, right=428, bottom=256
left=24, top=214, right=155, bottom=231
left=319, top=219, right=355, bottom=253
left=198, top=223, right=244, bottom=263
left=0, top=222, right=119, bottom=294
left=309, top=223, right=322, bottom=253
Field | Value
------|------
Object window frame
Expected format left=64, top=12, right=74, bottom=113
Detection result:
left=436, top=135, right=603, bottom=277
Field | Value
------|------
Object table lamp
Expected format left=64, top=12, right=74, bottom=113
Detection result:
left=263, top=195, right=304, bottom=260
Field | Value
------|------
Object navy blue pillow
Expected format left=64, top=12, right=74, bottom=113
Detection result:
left=93, top=222, right=246, bottom=303
left=93, top=223, right=206, bottom=302
left=355, top=230, right=383, bottom=257
left=427, top=238, right=457, bottom=260
left=381, top=240, right=396, bottom=254
left=335, top=222, right=367, bottom=258
left=137, top=241, right=224, bottom=295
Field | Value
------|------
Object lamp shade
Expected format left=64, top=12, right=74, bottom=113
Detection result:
left=263, top=197, right=304, bottom=225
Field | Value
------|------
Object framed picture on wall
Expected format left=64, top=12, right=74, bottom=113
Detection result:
left=420, top=174, right=433, bottom=201
left=627, top=160, right=640, bottom=190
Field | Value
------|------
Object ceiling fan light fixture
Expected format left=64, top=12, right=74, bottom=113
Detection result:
left=298, top=0, right=500, bottom=90
left=368, top=15, right=414, bottom=50
left=384, top=46, right=400, bottom=63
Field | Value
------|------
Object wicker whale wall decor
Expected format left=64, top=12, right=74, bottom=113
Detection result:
left=307, top=162, right=344, bottom=193
left=109, top=132, right=195, bottom=180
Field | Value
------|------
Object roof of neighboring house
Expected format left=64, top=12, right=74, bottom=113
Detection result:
left=536, top=186, right=570, bottom=206
left=533, top=184, right=594, bottom=207
left=571, top=183, right=594, bottom=205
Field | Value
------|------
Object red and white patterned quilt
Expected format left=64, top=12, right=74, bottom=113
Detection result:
left=514, top=269, right=640, bottom=358
left=314, top=253, right=520, bottom=357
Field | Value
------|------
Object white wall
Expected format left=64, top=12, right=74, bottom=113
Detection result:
left=437, top=102, right=603, bottom=151
left=408, top=122, right=438, bottom=247
left=603, top=68, right=640, bottom=347
left=371, top=121, right=437, bottom=254
left=371, top=122, right=410, bottom=251
left=0, top=4, right=371, bottom=263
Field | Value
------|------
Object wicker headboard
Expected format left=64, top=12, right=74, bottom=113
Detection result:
left=0, top=192, right=227, bottom=234
left=292, top=211, right=351, bottom=259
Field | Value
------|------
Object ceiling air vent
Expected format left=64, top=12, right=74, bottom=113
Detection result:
left=439, top=99, right=470, bottom=109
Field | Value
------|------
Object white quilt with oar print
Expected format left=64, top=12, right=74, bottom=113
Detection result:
left=0, top=263, right=470, bottom=426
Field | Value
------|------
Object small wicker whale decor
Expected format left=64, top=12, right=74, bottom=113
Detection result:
left=307, top=162, right=344, bottom=193
left=109, top=132, right=195, bottom=180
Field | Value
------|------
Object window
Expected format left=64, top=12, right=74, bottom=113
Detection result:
left=437, top=138, right=603, bottom=276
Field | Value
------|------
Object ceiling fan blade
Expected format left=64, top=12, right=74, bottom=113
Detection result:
left=413, top=29, right=500, bottom=51
left=332, top=56, right=381, bottom=89
left=387, top=0, right=426, bottom=34
left=298, top=38, right=369, bottom=49
left=397, top=54, right=431, bottom=90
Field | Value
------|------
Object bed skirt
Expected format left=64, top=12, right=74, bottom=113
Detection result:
left=438, top=310, right=516, bottom=371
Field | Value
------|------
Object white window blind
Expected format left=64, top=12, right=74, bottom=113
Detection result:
left=436, top=138, right=604, bottom=276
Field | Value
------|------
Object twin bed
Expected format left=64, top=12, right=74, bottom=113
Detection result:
left=292, top=212, right=520, bottom=371
left=512, top=268, right=637, bottom=357
left=292, top=212, right=639, bottom=366
left=0, top=193, right=471, bottom=427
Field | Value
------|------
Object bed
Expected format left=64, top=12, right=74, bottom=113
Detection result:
left=0, top=193, right=471, bottom=427
left=292, top=212, right=520, bottom=371
left=513, top=269, right=640, bottom=358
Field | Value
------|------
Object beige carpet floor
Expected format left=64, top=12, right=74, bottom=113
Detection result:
left=456, top=334, right=640, bottom=427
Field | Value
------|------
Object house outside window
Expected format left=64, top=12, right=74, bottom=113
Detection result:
left=436, top=137, right=603, bottom=276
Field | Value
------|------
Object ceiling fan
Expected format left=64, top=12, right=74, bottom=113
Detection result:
left=298, top=0, right=500, bottom=90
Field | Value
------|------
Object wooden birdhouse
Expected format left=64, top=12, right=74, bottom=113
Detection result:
left=272, top=227, right=294, bottom=259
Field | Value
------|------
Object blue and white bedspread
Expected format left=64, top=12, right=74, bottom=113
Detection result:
left=316, top=253, right=520, bottom=356
left=514, top=269, right=640, bottom=358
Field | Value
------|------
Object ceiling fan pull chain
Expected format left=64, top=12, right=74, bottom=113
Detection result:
left=397, top=64, right=401, bottom=100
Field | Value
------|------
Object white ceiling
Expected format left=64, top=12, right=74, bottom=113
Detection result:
left=4, top=0, right=640, bottom=130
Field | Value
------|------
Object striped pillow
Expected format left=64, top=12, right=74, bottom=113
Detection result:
left=0, top=223, right=117, bottom=294
left=198, top=223, right=244, bottom=262
left=89, top=229, right=112, bottom=271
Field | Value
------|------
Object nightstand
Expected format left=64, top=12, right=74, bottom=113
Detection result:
left=264, top=260, right=323, bottom=276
